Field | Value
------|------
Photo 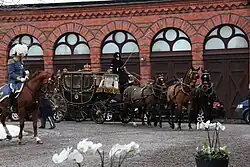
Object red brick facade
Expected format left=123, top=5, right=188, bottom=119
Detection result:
left=0, top=0, right=249, bottom=86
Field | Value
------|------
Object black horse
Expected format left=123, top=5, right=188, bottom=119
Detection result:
left=191, top=69, right=218, bottom=122
left=122, top=74, right=166, bottom=127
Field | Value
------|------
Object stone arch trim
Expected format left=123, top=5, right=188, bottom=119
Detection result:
left=143, top=17, right=196, bottom=46
left=0, top=24, right=46, bottom=50
left=47, top=22, right=94, bottom=47
left=94, top=20, right=144, bottom=48
left=198, top=13, right=250, bottom=45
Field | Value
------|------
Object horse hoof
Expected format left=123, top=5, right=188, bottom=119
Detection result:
left=177, top=127, right=182, bottom=131
left=159, top=124, right=162, bottom=128
left=37, top=140, right=43, bottom=144
left=18, top=141, right=25, bottom=145
left=6, top=135, right=12, bottom=140
left=189, top=126, right=192, bottom=130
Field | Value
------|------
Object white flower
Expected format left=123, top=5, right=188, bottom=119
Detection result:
left=204, top=120, right=211, bottom=129
left=199, top=122, right=205, bottom=130
left=196, top=146, right=199, bottom=152
left=196, top=122, right=200, bottom=130
left=109, top=144, right=127, bottom=158
left=126, top=141, right=140, bottom=154
left=216, top=122, right=226, bottom=131
left=209, top=123, right=217, bottom=129
left=77, top=138, right=93, bottom=153
left=68, top=149, right=84, bottom=163
left=90, top=143, right=102, bottom=153
left=52, top=147, right=72, bottom=164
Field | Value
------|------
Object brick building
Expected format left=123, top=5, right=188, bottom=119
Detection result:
left=0, top=0, right=249, bottom=118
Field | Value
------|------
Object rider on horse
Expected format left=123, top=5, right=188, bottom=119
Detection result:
left=8, top=43, right=29, bottom=113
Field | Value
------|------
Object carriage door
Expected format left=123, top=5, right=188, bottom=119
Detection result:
left=100, top=31, right=140, bottom=74
left=204, top=25, right=249, bottom=118
left=9, top=35, right=44, bottom=74
left=150, top=28, right=192, bottom=80
left=53, top=33, right=91, bottom=72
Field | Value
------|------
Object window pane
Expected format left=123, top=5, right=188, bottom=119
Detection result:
left=102, top=43, right=119, bottom=54
left=155, top=32, right=164, bottom=39
left=178, top=31, right=188, bottom=38
left=21, top=35, right=31, bottom=45
left=127, top=34, right=136, bottom=40
left=105, top=34, right=113, bottom=42
left=67, top=34, right=78, bottom=45
left=58, top=36, right=66, bottom=43
left=79, top=36, right=87, bottom=42
left=115, top=32, right=126, bottom=44
left=28, top=45, right=43, bottom=56
left=205, top=38, right=225, bottom=50
left=152, top=40, right=170, bottom=52
left=228, top=36, right=248, bottom=49
left=55, top=44, right=71, bottom=55
left=234, top=27, right=245, bottom=35
left=165, top=29, right=177, bottom=41
left=74, top=44, right=90, bottom=54
left=13, top=38, right=19, bottom=45
left=122, top=42, right=139, bottom=53
left=9, top=47, right=15, bottom=57
left=208, top=29, right=218, bottom=37
left=33, top=37, right=40, bottom=44
left=220, top=26, right=232, bottom=38
left=173, top=39, right=191, bottom=51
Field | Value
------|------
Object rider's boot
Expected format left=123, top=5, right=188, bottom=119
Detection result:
left=48, top=116, right=55, bottom=129
left=10, top=92, right=17, bottom=113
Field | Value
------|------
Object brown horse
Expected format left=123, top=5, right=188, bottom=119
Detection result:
left=0, top=71, right=54, bottom=145
left=166, top=66, right=200, bottom=130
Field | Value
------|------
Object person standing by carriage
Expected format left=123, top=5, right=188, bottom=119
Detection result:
left=8, top=44, right=30, bottom=113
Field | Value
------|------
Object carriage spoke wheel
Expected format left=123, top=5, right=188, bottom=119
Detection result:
left=91, top=101, right=107, bottom=124
left=51, top=93, right=67, bottom=123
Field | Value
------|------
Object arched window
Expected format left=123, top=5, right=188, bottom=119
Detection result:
left=101, top=30, right=140, bottom=73
left=203, top=24, right=249, bottom=118
left=9, top=34, right=44, bottom=74
left=205, top=25, right=248, bottom=50
left=151, top=28, right=191, bottom=52
left=150, top=28, right=192, bottom=79
left=53, top=32, right=90, bottom=71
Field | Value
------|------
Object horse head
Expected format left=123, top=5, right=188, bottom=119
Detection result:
left=184, top=66, right=200, bottom=87
left=200, top=68, right=212, bottom=91
left=155, top=73, right=166, bottom=87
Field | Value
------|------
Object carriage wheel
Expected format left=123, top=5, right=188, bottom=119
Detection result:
left=91, top=101, right=107, bottom=124
left=51, top=93, right=67, bottom=122
left=105, top=112, right=113, bottom=121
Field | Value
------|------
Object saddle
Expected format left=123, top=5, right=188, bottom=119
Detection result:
left=0, top=83, right=24, bottom=102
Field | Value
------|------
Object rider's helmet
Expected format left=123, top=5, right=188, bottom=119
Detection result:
left=201, top=70, right=211, bottom=84
left=113, top=52, right=121, bottom=60
left=13, top=44, right=28, bottom=57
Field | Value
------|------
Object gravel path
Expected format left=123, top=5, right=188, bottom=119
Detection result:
left=0, top=121, right=249, bottom=167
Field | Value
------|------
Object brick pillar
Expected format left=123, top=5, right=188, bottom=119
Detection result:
left=43, top=49, right=54, bottom=73
left=90, top=47, right=100, bottom=72
left=140, top=45, right=151, bottom=85
left=0, top=48, right=8, bottom=86
left=192, top=43, right=204, bottom=84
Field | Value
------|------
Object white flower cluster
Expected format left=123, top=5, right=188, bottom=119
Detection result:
left=52, top=138, right=140, bottom=167
left=197, top=120, right=225, bottom=131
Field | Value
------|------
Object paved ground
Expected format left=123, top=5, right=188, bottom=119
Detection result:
left=0, top=121, right=249, bottom=167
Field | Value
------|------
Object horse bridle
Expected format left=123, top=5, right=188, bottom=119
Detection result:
left=180, top=70, right=199, bottom=96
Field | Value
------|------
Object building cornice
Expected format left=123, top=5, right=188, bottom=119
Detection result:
left=0, top=1, right=248, bottom=22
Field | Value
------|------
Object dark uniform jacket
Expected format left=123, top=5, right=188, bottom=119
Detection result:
left=40, top=94, right=53, bottom=117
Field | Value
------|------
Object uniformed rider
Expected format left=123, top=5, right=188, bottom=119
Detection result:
left=8, top=44, right=29, bottom=113
left=109, top=52, right=124, bottom=74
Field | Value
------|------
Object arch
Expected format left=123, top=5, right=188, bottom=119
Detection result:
left=8, top=34, right=44, bottom=74
left=100, top=30, right=140, bottom=74
left=48, top=22, right=94, bottom=49
left=0, top=24, right=46, bottom=52
left=53, top=32, right=91, bottom=71
left=197, top=13, right=250, bottom=46
left=150, top=27, right=192, bottom=80
left=203, top=22, right=249, bottom=118
left=94, top=20, right=144, bottom=47
left=143, top=17, right=196, bottom=46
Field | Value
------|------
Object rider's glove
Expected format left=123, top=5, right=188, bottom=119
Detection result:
left=20, top=78, right=26, bottom=82
left=25, top=70, right=30, bottom=77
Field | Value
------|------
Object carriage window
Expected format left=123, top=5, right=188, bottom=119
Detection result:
left=101, top=31, right=139, bottom=54
left=54, top=32, right=91, bottom=71
left=151, top=28, right=191, bottom=52
left=8, top=34, right=44, bottom=73
left=204, top=25, right=249, bottom=50
left=73, top=75, right=81, bottom=89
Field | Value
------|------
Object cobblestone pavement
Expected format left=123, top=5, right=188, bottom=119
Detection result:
left=0, top=121, right=249, bottom=167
